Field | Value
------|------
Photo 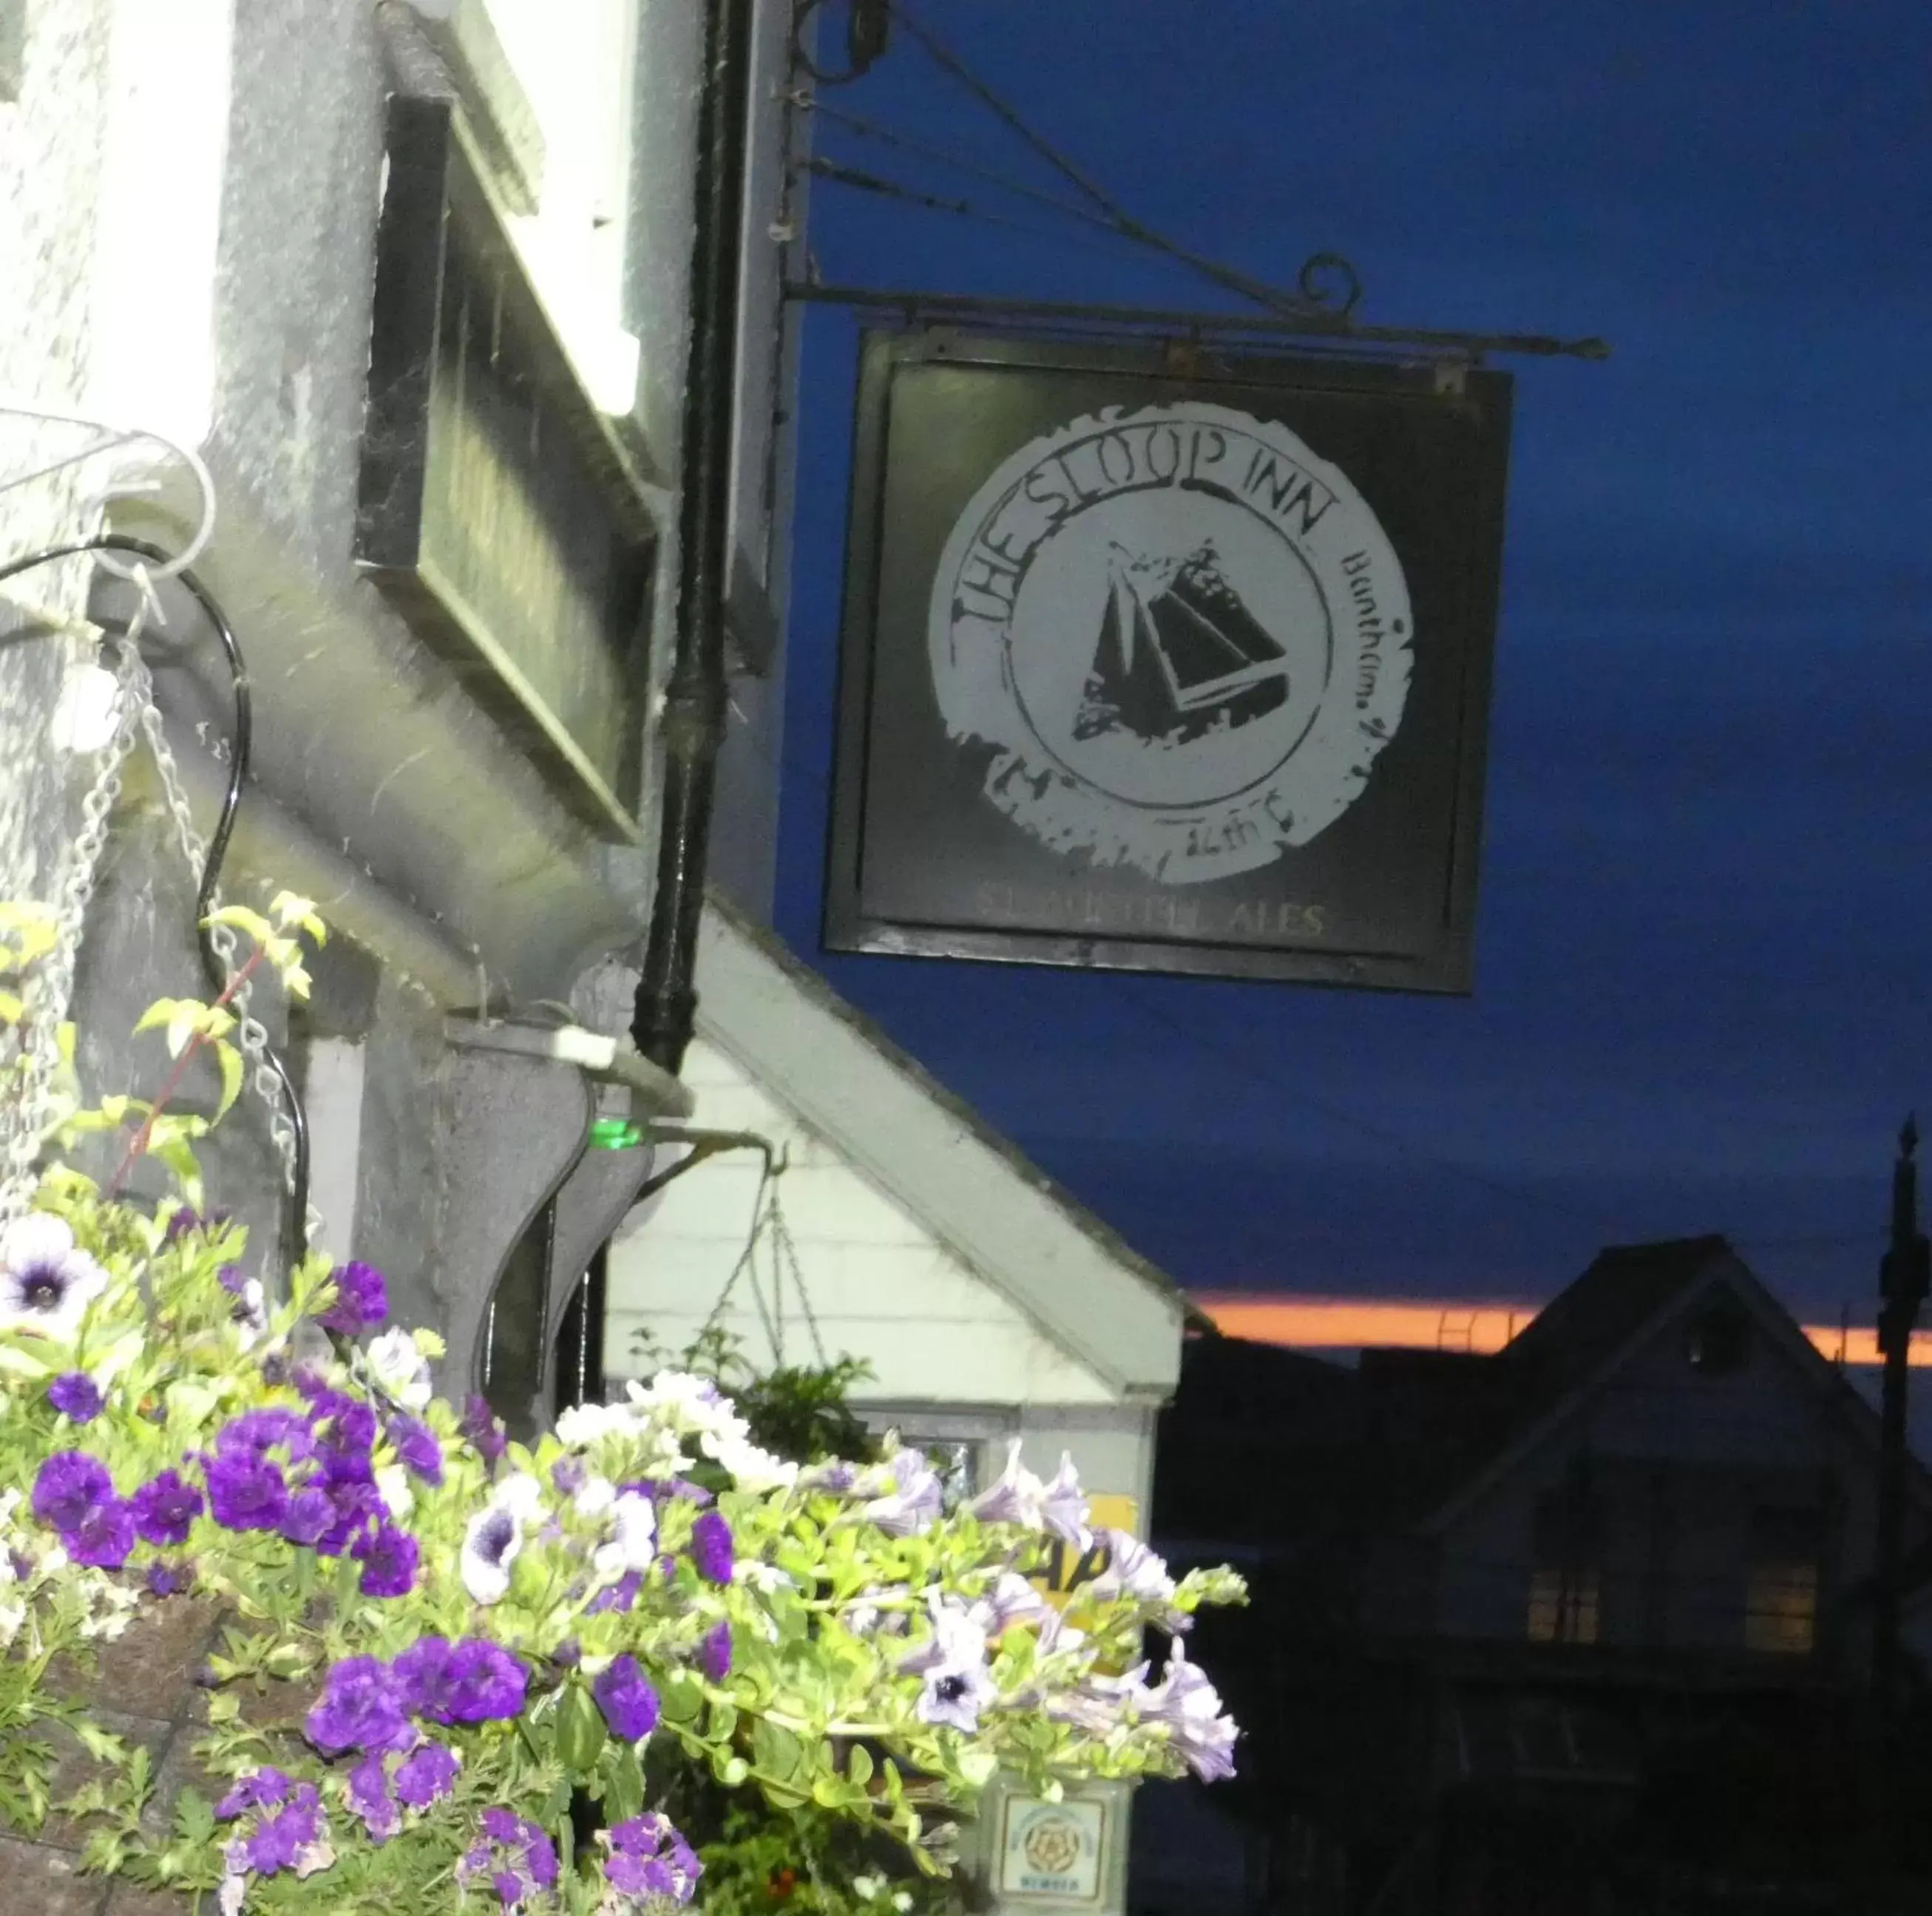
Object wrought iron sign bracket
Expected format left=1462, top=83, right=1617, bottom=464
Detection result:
left=784, top=281, right=1610, bottom=366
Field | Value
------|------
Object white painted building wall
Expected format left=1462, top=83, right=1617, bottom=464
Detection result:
left=603, top=897, right=1187, bottom=1521
left=608, top=1035, right=1118, bottom=1408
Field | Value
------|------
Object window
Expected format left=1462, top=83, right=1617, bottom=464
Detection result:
left=1745, top=1562, right=1817, bottom=1654
left=424, top=0, right=643, bottom=413
left=1527, top=1564, right=1601, bottom=1645
left=1745, top=1506, right=1821, bottom=1654
left=1528, top=1485, right=1602, bottom=1644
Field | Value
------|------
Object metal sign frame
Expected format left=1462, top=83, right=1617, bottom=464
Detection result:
left=824, top=327, right=1513, bottom=993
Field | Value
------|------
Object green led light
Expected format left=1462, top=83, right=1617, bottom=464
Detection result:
left=588, top=1116, right=643, bottom=1151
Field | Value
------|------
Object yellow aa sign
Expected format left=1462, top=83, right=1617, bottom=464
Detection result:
left=1028, top=1494, right=1140, bottom=1610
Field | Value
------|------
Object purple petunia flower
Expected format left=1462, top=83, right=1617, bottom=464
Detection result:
left=216, top=1769, right=291, bottom=1820
left=316, top=1478, right=384, bottom=1558
left=216, top=1262, right=248, bottom=1294
left=243, top=1783, right=326, bottom=1874
left=215, top=1407, right=313, bottom=1461
left=444, top=1640, right=529, bottom=1724
left=690, top=1509, right=734, bottom=1586
left=459, top=1810, right=558, bottom=1909
left=353, top=1522, right=419, bottom=1598
left=523, top=1825, right=559, bottom=1891
left=461, top=1393, right=508, bottom=1465
left=323, top=1400, right=378, bottom=1456
left=592, top=1656, right=660, bottom=1744
left=166, top=1207, right=233, bottom=1246
left=699, top=1620, right=733, bottom=1682
left=347, top=1750, right=399, bottom=1844
left=605, top=1812, right=703, bottom=1905
left=305, top=1655, right=410, bottom=1756
left=481, top=1808, right=523, bottom=1845
left=130, top=1468, right=204, bottom=1547
left=392, top=1637, right=457, bottom=1720
left=47, top=1372, right=103, bottom=1423
left=623, top=1476, right=714, bottom=1506
left=278, top=1485, right=335, bottom=1547
left=389, top=1414, right=444, bottom=1487
left=205, top=1452, right=289, bottom=1533
left=30, top=1450, right=113, bottom=1533
left=393, top=1741, right=460, bottom=1809
left=550, top=1455, right=586, bottom=1497
left=67, top=1498, right=135, bottom=1569
left=318, top=1260, right=387, bottom=1336
left=146, top=1560, right=191, bottom=1598
left=586, top=1569, right=642, bottom=1616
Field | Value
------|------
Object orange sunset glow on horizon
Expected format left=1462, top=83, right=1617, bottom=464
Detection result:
left=1191, top=1294, right=1925, bottom=1370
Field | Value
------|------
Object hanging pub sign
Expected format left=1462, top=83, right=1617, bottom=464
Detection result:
left=824, top=330, right=1513, bottom=991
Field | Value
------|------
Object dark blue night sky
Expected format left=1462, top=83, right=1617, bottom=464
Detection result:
left=768, top=0, right=1932, bottom=1324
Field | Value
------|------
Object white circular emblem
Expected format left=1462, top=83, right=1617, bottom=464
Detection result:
left=929, top=401, right=1412, bottom=885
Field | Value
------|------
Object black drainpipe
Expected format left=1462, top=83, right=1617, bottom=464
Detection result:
left=632, top=0, right=759, bottom=1078
left=557, top=0, right=757, bottom=1425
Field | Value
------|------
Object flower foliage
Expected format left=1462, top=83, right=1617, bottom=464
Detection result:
left=0, top=900, right=1246, bottom=1909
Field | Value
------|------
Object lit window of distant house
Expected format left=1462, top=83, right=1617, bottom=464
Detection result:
left=1527, top=1564, right=1601, bottom=1645
left=1745, top=1506, right=1822, bottom=1655
left=1528, top=1487, right=1601, bottom=1645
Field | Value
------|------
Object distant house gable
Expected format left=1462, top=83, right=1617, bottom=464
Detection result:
left=1417, top=1236, right=1932, bottom=1538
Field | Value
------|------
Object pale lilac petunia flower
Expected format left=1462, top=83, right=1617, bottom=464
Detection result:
left=1144, top=1641, right=1239, bottom=1781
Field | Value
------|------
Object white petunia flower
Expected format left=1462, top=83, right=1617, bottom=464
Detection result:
left=592, top=1490, right=658, bottom=1582
left=555, top=1399, right=637, bottom=1448
left=0, top=1214, right=109, bottom=1340
left=376, top=1464, right=413, bottom=1521
left=492, top=1472, right=546, bottom=1524
left=574, top=1475, right=617, bottom=1520
left=461, top=1505, right=523, bottom=1605
left=365, top=1326, right=433, bottom=1410
left=706, top=1429, right=799, bottom=1492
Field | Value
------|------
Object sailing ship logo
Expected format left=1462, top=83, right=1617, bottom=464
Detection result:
left=1077, top=540, right=1291, bottom=747
left=928, top=400, right=1413, bottom=886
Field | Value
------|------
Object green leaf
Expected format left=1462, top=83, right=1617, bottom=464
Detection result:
left=73, top=1721, right=126, bottom=1763
left=174, top=1787, right=215, bottom=1845
left=847, top=1743, right=873, bottom=1788
left=213, top=1041, right=243, bottom=1121
left=203, top=905, right=273, bottom=946
left=605, top=1746, right=645, bottom=1826
left=659, top=1671, right=704, bottom=1726
left=751, top=1718, right=803, bottom=1783
left=555, top=1680, right=609, bottom=1773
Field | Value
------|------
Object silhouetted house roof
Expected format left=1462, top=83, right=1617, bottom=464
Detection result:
left=1165, top=1234, right=1931, bottom=1549
left=1153, top=1335, right=1366, bottom=1543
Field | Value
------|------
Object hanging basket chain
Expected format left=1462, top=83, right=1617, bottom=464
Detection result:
left=691, top=1155, right=830, bottom=1375
left=767, top=1189, right=829, bottom=1370
left=0, top=616, right=320, bottom=1257
left=126, top=649, right=321, bottom=1250
left=0, top=628, right=146, bottom=1224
